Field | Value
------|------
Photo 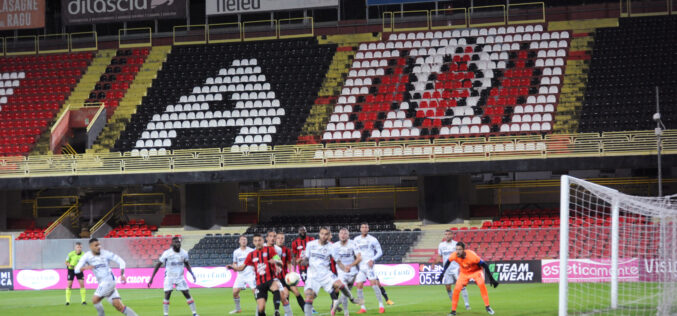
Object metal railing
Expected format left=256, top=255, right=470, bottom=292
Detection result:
left=382, top=2, right=545, bottom=32
left=33, top=195, right=79, bottom=218
left=0, top=130, right=674, bottom=179
left=90, top=201, right=122, bottom=234
left=44, top=204, right=80, bottom=236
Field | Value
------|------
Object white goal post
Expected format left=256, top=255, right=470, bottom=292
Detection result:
left=559, top=175, right=677, bottom=316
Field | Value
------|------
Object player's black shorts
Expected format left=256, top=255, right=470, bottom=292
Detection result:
left=67, top=269, right=84, bottom=281
left=255, top=280, right=275, bottom=300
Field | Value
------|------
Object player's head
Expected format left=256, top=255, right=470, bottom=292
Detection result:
left=266, top=230, right=276, bottom=245
left=171, top=236, right=182, bottom=251
left=275, top=232, right=285, bottom=246
left=455, top=241, right=466, bottom=258
left=444, top=229, right=453, bottom=242
left=360, top=222, right=369, bottom=235
left=298, top=226, right=307, bottom=238
left=238, top=235, right=248, bottom=248
left=318, top=226, right=331, bottom=243
left=74, top=242, right=82, bottom=253
left=339, top=227, right=350, bottom=242
left=252, top=234, right=263, bottom=249
left=89, top=238, right=100, bottom=255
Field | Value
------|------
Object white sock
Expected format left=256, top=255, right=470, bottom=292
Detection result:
left=234, top=297, right=241, bottom=310
left=122, top=306, right=138, bottom=316
left=372, top=285, right=384, bottom=307
left=283, top=303, right=293, bottom=316
left=186, top=297, right=197, bottom=314
left=341, top=295, right=350, bottom=316
left=357, top=288, right=365, bottom=309
left=447, top=290, right=453, bottom=301
left=461, top=287, right=470, bottom=307
left=163, top=299, right=169, bottom=315
left=94, top=302, right=105, bottom=316
left=304, top=302, right=313, bottom=316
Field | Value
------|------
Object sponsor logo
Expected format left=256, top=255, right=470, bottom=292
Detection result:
left=374, top=264, right=417, bottom=286
left=542, top=259, right=639, bottom=283
left=62, top=0, right=185, bottom=24
left=639, top=258, right=677, bottom=281
left=0, top=269, right=13, bottom=290
left=16, top=269, right=60, bottom=290
left=190, top=267, right=232, bottom=288
left=489, top=261, right=541, bottom=283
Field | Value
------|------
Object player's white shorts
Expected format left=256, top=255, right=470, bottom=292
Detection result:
left=233, top=273, right=256, bottom=290
left=306, top=271, right=340, bottom=295
left=355, top=264, right=377, bottom=282
left=94, top=281, right=120, bottom=303
left=164, top=276, right=189, bottom=292
left=337, top=270, right=357, bottom=286
left=442, top=267, right=460, bottom=285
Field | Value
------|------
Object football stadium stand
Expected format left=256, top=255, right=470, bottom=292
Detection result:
left=0, top=52, right=93, bottom=156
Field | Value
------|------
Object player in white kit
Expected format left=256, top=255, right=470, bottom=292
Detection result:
left=437, top=230, right=470, bottom=310
left=353, top=223, right=386, bottom=314
left=148, top=236, right=199, bottom=316
left=301, top=227, right=363, bottom=316
left=74, top=238, right=138, bottom=316
left=230, top=235, right=257, bottom=314
left=333, top=227, right=362, bottom=316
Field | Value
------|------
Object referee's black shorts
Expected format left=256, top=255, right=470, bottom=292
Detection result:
left=67, top=269, right=84, bottom=281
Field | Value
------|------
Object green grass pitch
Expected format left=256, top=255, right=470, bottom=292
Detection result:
left=0, top=283, right=559, bottom=315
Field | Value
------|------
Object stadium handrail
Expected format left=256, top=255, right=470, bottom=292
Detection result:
left=43, top=204, right=79, bottom=236
left=0, top=130, right=673, bottom=179
left=90, top=201, right=122, bottom=234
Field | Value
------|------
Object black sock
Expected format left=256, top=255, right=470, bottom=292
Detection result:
left=330, top=291, right=339, bottom=309
left=273, top=290, right=281, bottom=311
left=260, top=311, right=266, bottom=316
left=380, top=286, right=390, bottom=301
left=296, top=294, right=306, bottom=310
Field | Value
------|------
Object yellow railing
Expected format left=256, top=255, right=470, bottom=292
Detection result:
left=44, top=204, right=79, bottom=235
left=620, top=0, right=672, bottom=17
left=90, top=201, right=122, bottom=233
left=243, top=19, right=279, bottom=41
left=122, top=193, right=165, bottom=215
left=86, top=105, right=106, bottom=133
left=70, top=31, right=98, bottom=52
left=208, top=22, right=243, bottom=43
left=37, top=33, right=70, bottom=54
left=34, top=195, right=78, bottom=218
left=0, top=130, right=674, bottom=179
left=278, top=17, right=314, bottom=39
left=118, top=27, right=152, bottom=48
left=240, top=186, right=418, bottom=219
left=5, top=35, right=37, bottom=56
left=383, top=2, right=545, bottom=32
left=173, top=24, right=208, bottom=45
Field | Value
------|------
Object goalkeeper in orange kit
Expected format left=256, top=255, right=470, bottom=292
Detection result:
left=437, top=242, right=498, bottom=315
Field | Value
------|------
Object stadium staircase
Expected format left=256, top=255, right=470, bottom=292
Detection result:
left=89, top=46, right=172, bottom=153
left=550, top=21, right=599, bottom=133
left=298, top=34, right=380, bottom=144
left=402, top=224, right=453, bottom=263
left=30, top=49, right=116, bottom=155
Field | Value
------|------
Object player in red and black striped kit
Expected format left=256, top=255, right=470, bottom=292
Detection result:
left=292, top=226, right=315, bottom=282
left=228, top=234, right=282, bottom=316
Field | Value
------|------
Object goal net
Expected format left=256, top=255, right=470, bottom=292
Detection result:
left=559, top=176, right=677, bottom=316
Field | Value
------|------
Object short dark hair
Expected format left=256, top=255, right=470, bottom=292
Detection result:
left=172, top=236, right=181, bottom=242
left=89, top=238, right=98, bottom=244
left=75, top=242, right=81, bottom=246
left=298, top=226, right=307, bottom=231
left=339, top=227, right=349, bottom=232
left=456, top=241, right=466, bottom=249
left=444, top=229, right=452, bottom=233
left=360, top=222, right=369, bottom=227
left=319, top=226, right=331, bottom=233
left=266, top=230, right=276, bottom=235
left=253, top=233, right=262, bottom=238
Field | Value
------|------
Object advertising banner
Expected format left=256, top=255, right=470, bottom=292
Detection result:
left=367, top=0, right=437, bottom=6
left=13, top=264, right=418, bottom=290
left=0, top=0, right=45, bottom=30
left=61, top=0, right=187, bottom=25
left=419, top=260, right=541, bottom=285
left=206, top=0, right=338, bottom=16
left=0, top=269, right=13, bottom=290
left=639, top=258, right=677, bottom=282
left=542, top=259, right=639, bottom=283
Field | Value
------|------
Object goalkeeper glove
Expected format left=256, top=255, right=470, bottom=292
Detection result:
left=437, top=260, right=451, bottom=283
left=479, top=261, right=499, bottom=288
